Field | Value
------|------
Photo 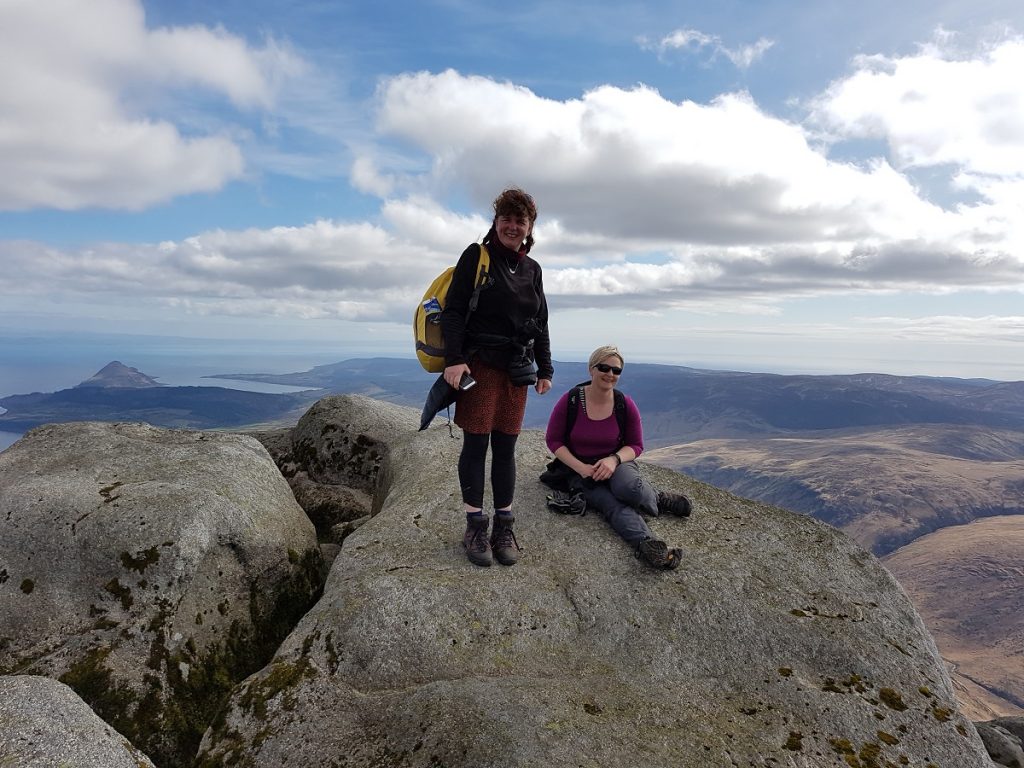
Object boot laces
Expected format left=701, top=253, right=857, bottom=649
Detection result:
left=493, top=520, right=521, bottom=552
left=466, top=520, right=490, bottom=552
left=636, top=538, right=668, bottom=566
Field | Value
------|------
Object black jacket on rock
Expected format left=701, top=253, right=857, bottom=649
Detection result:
left=441, top=239, right=554, bottom=380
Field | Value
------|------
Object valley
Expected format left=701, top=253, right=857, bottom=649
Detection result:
left=645, top=424, right=1024, bottom=555
left=883, top=516, right=1024, bottom=720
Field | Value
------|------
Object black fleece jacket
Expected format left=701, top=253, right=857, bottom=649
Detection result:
left=441, top=239, right=554, bottom=380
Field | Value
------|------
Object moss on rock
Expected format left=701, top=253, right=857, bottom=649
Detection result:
left=121, top=546, right=161, bottom=574
left=56, top=546, right=326, bottom=768
left=58, top=647, right=137, bottom=739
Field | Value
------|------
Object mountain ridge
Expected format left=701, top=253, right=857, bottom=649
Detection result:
left=6, top=357, right=1022, bottom=440
left=204, top=356, right=1024, bottom=438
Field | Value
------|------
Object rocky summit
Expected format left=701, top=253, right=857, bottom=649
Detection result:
left=201, top=396, right=989, bottom=768
left=0, top=396, right=996, bottom=767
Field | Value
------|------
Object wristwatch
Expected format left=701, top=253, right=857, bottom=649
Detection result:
left=611, top=453, right=622, bottom=466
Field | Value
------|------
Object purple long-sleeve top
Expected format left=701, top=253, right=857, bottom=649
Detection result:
left=545, top=387, right=645, bottom=463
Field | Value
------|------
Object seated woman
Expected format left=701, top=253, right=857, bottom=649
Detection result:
left=544, top=345, right=691, bottom=569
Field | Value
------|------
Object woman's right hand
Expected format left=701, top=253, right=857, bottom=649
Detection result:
left=576, top=463, right=595, bottom=480
left=444, top=363, right=471, bottom=389
left=590, top=456, right=619, bottom=482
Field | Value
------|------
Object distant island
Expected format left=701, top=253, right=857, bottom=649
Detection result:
left=76, top=360, right=163, bottom=389
left=0, top=361, right=318, bottom=432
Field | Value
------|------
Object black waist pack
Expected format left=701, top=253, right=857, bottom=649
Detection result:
left=507, top=339, right=537, bottom=387
left=539, top=458, right=574, bottom=492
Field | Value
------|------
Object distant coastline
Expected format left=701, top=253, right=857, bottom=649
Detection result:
left=0, top=404, right=15, bottom=451
left=0, top=430, right=22, bottom=452
left=0, top=332, right=358, bottom=401
left=0, top=346, right=373, bottom=451
left=0, top=375, right=314, bottom=453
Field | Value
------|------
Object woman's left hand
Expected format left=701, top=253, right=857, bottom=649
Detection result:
left=535, top=378, right=552, bottom=395
left=591, top=455, right=618, bottom=482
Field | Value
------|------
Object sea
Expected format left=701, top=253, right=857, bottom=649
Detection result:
left=0, top=332, right=393, bottom=453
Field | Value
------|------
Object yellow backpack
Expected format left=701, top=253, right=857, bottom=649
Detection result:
left=414, top=245, right=492, bottom=372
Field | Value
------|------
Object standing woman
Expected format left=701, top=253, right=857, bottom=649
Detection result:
left=442, top=188, right=553, bottom=567
left=544, top=345, right=690, bottom=569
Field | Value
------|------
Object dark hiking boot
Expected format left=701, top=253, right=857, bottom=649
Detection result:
left=636, top=538, right=683, bottom=570
left=490, top=514, right=521, bottom=566
left=463, top=514, right=492, bottom=567
left=657, top=490, right=692, bottom=517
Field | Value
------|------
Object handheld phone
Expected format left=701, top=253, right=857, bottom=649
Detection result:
left=459, top=372, right=476, bottom=391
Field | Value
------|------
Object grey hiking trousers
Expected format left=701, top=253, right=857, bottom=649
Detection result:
left=572, top=460, right=659, bottom=546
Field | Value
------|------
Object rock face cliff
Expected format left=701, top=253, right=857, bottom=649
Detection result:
left=0, top=675, right=157, bottom=767
left=976, top=717, right=1024, bottom=767
left=0, top=397, right=996, bottom=767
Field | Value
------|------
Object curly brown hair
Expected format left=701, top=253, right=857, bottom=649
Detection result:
left=488, top=187, right=538, bottom=254
left=493, top=187, right=537, bottom=222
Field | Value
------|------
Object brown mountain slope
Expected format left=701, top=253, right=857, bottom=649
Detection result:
left=645, top=424, right=1024, bottom=555
left=882, top=516, right=1024, bottom=720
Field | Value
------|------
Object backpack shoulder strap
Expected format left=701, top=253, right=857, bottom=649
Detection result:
left=467, top=244, right=493, bottom=316
left=563, top=383, right=589, bottom=447
left=613, top=390, right=627, bottom=449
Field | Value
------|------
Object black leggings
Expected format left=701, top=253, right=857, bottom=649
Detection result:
left=458, top=430, right=518, bottom=510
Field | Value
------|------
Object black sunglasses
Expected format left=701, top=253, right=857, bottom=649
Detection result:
left=593, top=363, right=623, bottom=375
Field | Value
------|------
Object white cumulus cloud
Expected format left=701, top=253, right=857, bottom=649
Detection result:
left=375, top=71, right=958, bottom=248
left=809, top=36, right=1024, bottom=179
left=366, top=68, right=1023, bottom=312
left=0, top=209, right=488, bottom=325
left=0, top=0, right=303, bottom=211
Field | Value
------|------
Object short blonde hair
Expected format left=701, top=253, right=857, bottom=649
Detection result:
left=588, top=345, right=624, bottom=370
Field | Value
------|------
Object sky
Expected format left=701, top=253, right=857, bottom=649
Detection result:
left=2, top=0, right=1024, bottom=381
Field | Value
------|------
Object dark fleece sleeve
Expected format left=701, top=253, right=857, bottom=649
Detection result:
left=440, top=243, right=481, bottom=367
left=533, top=262, right=554, bottom=380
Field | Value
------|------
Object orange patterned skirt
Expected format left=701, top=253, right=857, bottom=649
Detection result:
left=454, top=359, right=528, bottom=435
